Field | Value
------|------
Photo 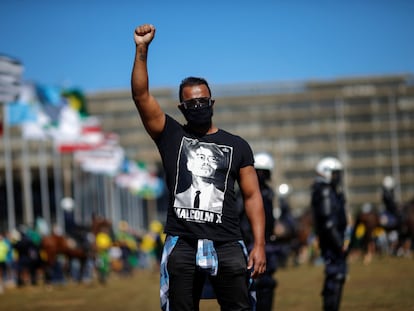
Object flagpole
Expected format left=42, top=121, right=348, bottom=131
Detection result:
left=21, top=134, right=34, bottom=226
left=137, top=196, right=144, bottom=231
left=97, top=174, right=104, bottom=217
left=83, top=172, right=91, bottom=224
left=2, top=105, right=16, bottom=232
left=120, top=187, right=126, bottom=223
left=38, top=139, right=51, bottom=225
left=53, top=146, right=64, bottom=231
left=133, top=195, right=139, bottom=231
left=72, top=159, right=81, bottom=224
left=388, top=91, right=402, bottom=202
left=107, top=174, right=114, bottom=221
left=113, top=184, right=121, bottom=232
left=127, top=191, right=133, bottom=229
left=84, top=170, right=91, bottom=224
left=103, top=174, right=110, bottom=218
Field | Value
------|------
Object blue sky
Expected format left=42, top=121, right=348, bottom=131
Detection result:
left=1, top=0, right=414, bottom=93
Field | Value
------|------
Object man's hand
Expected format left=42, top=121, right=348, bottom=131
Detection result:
left=247, top=244, right=266, bottom=279
left=134, top=24, right=156, bottom=46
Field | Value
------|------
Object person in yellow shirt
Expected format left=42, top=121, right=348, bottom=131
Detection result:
left=95, top=227, right=112, bottom=284
left=0, top=232, right=11, bottom=293
left=115, top=221, right=138, bottom=275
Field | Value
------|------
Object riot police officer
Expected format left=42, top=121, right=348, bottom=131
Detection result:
left=241, top=152, right=278, bottom=311
left=311, top=157, right=348, bottom=311
left=380, top=176, right=400, bottom=230
left=274, top=183, right=296, bottom=268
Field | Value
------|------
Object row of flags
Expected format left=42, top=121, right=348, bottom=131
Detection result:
left=4, top=83, right=104, bottom=149
left=1, top=55, right=164, bottom=199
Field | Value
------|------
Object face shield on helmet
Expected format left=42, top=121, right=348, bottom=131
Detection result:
left=277, top=183, right=291, bottom=198
left=316, top=157, right=343, bottom=184
left=254, top=152, right=275, bottom=184
left=382, top=176, right=395, bottom=190
left=254, top=152, right=274, bottom=171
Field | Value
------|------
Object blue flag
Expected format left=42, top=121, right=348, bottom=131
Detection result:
left=5, top=101, right=37, bottom=126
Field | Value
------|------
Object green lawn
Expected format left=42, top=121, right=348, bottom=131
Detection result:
left=1, top=256, right=413, bottom=310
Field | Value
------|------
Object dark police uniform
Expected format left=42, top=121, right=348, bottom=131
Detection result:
left=240, top=169, right=278, bottom=311
left=311, top=176, right=348, bottom=311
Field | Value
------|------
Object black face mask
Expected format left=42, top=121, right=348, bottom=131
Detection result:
left=256, top=169, right=271, bottom=186
left=181, top=106, right=213, bottom=128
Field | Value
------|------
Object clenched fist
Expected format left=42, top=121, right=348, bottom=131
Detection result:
left=134, top=24, right=156, bottom=46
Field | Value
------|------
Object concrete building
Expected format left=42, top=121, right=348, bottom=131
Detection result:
left=87, top=74, right=414, bottom=215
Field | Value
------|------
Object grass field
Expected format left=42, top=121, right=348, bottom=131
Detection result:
left=1, top=256, right=413, bottom=310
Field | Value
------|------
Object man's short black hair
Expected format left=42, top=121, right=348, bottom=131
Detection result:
left=179, top=76, right=212, bottom=102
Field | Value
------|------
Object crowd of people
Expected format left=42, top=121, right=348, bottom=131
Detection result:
left=0, top=217, right=165, bottom=293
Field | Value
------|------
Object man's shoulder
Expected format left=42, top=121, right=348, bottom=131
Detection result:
left=165, top=114, right=183, bottom=129
left=157, top=115, right=184, bottom=144
left=215, top=128, right=250, bottom=145
left=217, top=128, right=240, bottom=138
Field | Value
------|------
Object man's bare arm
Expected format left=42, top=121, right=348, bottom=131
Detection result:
left=131, top=24, right=165, bottom=140
left=239, top=165, right=266, bottom=278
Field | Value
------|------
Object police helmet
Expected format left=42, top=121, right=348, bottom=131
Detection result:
left=61, top=197, right=74, bottom=211
left=277, top=183, right=291, bottom=198
left=382, top=176, right=395, bottom=190
left=316, top=157, right=343, bottom=183
left=254, top=152, right=274, bottom=171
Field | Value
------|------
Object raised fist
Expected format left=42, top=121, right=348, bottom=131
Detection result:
left=134, top=24, right=156, bottom=46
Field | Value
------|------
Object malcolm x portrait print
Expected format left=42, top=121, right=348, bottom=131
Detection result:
left=173, top=138, right=232, bottom=215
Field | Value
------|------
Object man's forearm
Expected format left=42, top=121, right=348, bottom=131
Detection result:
left=245, top=199, right=266, bottom=246
left=130, top=24, right=164, bottom=140
left=131, top=44, right=150, bottom=103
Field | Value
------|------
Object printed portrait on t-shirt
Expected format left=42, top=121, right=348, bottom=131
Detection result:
left=173, top=137, right=232, bottom=217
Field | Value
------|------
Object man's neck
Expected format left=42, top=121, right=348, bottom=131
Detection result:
left=186, top=123, right=218, bottom=135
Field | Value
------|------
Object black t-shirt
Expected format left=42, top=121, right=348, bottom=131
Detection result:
left=155, top=115, right=254, bottom=242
